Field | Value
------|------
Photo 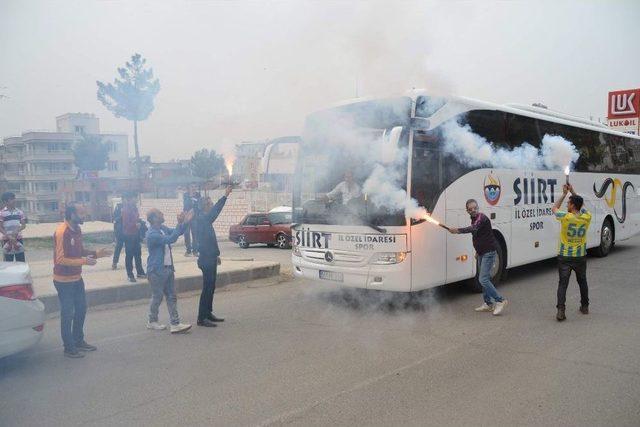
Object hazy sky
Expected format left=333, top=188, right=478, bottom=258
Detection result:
left=1, top=0, right=639, bottom=162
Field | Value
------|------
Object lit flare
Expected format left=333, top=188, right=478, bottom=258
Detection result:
left=564, top=165, right=570, bottom=184
left=422, top=214, right=450, bottom=231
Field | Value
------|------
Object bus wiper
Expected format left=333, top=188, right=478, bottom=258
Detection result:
left=366, top=223, right=387, bottom=234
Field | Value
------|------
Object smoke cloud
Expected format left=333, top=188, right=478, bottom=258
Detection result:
left=441, top=119, right=580, bottom=171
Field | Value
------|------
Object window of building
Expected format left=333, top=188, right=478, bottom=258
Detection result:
left=105, top=141, right=117, bottom=153
left=75, top=126, right=85, bottom=134
left=7, top=183, right=23, bottom=192
left=108, top=160, right=119, bottom=171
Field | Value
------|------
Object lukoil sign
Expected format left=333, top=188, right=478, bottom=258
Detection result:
left=608, top=89, right=640, bottom=119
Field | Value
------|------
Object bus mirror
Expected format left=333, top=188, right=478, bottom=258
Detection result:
left=383, top=126, right=403, bottom=147
left=411, top=117, right=431, bottom=130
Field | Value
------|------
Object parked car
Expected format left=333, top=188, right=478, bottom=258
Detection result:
left=229, top=208, right=292, bottom=249
left=0, top=262, right=45, bottom=359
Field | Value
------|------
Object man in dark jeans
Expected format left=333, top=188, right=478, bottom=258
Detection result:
left=183, top=186, right=201, bottom=256
left=122, top=192, right=146, bottom=282
left=53, top=202, right=111, bottom=358
left=111, top=199, right=124, bottom=270
left=195, top=186, right=232, bottom=327
left=450, top=199, right=508, bottom=316
left=551, top=184, right=592, bottom=321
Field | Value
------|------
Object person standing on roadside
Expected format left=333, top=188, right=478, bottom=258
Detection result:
left=145, top=208, right=194, bottom=333
left=53, top=202, right=111, bottom=358
left=122, top=192, right=146, bottom=282
left=182, top=185, right=200, bottom=257
left=449, top=199, right=508, bottom=315
left=551, top=183, right=592, bottom=322
left=195, top=186, right=232, bottom=327
left=0, top=192, right=27, bottom=262
left=111, top=197, right=124, bottom=270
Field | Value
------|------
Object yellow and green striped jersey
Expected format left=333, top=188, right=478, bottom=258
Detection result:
left=555, top=209, right=592, bottom=257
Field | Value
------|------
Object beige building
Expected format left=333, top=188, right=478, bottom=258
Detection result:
left=0, top=113, right=130, bottom=222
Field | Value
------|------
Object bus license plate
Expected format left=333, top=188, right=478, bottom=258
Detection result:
left=319, top=270, right=344, bottom=282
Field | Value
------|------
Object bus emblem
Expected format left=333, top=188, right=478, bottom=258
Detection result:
left=484, top=174, right=501, bottom=206
left=324, top=251, right=334, bottom=263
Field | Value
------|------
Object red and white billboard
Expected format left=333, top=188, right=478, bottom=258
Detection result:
left=608, top=89, right=640, bottom=134
left=608, top=89, right=640, bottom=119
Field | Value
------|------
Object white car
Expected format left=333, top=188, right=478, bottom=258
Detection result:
left=0, top=262, right=45, bottom=359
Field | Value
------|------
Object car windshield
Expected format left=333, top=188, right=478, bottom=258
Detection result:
left=269, top=212, right=292, bottom=224
left=293, top=97, right=411, bottom=227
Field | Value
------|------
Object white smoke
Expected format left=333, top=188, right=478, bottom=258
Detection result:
left=441, top=120, right=580, bottom=171
left=359, top=120, right=580, bottom=221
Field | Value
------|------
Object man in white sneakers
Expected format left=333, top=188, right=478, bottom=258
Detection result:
left=145, top=208, right=194, bottom=333
left=450, top=199, right=508, bottom=315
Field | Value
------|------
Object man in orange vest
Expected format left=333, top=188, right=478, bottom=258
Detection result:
left=53, top=202, right=111, bottom=358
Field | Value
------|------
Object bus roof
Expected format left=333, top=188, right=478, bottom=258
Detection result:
left=309, top=89, right=640, bottom=141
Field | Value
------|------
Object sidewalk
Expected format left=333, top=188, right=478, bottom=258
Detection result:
left=32, top=250, right=280, bottom=313
left=22, top=221, right=113, bottom=239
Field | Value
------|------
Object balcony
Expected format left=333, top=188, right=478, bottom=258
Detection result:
left=25, top=171, right=74, bottom=181
left=4, top=171, right=26, bottom=181
left=23, top=151, right=74, bottom=162
left=25, top=192, right=59, bottom=201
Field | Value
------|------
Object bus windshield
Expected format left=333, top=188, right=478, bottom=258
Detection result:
left=293, top=97, right=412, bottom=227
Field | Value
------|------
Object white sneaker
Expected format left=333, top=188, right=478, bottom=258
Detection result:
left=493, top=300, right=508, bottom=316
left=170, top=323, right=192, bottom=334
left=146, top=321, right=166, bottom=330
left=475, top=303, right=494, bottom=312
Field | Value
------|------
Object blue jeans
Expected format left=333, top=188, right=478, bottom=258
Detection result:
left=148, top=268, right=180, bottom=325
left=478, top=251, right=504, bottom=305
left=53, top=279, right=87, bottom=351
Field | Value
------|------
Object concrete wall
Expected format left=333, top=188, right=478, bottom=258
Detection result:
left=138, top=189, right=292, bottom=240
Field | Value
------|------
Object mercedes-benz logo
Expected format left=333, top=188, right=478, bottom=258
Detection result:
left=324, top=251, right=334, bottom=263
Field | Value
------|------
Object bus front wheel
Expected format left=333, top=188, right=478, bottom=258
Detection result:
left=467, top=242, right=506, bottom=293
left=591, top=219, right=614, bottom=257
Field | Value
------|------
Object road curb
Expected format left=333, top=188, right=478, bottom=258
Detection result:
left=39, top=263, right=280, bottom=314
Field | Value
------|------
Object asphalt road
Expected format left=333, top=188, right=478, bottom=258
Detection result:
left=2, top=236, right=639, bottom=426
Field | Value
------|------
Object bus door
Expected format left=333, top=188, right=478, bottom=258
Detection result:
left=410, top=138, right=446, bottom=290
left=445, top=204, right=475, bottom=283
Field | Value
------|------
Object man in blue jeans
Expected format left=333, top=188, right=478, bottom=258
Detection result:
left=450, top=199, right=508, bottom=315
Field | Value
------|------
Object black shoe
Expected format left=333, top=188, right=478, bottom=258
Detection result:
left=208, top=314, right=225, bottom=322
left=64, top=349, right=85, bottom=358
left=111, top=263, right=118, bottom=270
left=556, top=307, right=566, bottom=321
left=580, top=305, right=589, bottom=315
left=76, top=341, right=97, bottom=352
left=197, top=319, right=217, bottom=327
left=128, top=276, right=137, bottom=283
left=137, top=273, right=147, bottom=279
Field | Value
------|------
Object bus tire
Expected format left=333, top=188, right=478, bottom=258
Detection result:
left=467, top=239, right=506, bottom=293
left=591, top=219, right=614, bottom=257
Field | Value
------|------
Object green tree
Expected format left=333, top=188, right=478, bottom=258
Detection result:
left=73, top=134, right=109, bottom=173
left=96, top=53, right=160, bottom=182
left=190, top=149, right=227, bottom=182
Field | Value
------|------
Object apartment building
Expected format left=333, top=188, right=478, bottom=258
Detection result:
left=0, top=113, right=129, bottom=222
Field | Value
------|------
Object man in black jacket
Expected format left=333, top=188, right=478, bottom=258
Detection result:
left=449, top=199, right=508, bottom=316
left=182, top=186, right=201, bottom=257
left=111, top=199, right=124, bottom=270
left=195, top=186, right=232, bottom=327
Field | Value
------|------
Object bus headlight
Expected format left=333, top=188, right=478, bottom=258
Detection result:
left=292, top=245, right=301, bottom=257
left=372, top=252, right=407, bottom=264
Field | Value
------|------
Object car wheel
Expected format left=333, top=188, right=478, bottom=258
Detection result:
left=591, top=219, right=614, bottom=257
left=238, top=235, right=249, bottom=249
left=276, top=233, right=289, bottom=249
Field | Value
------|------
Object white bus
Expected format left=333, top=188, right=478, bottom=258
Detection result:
left=291, top=92, right=640, bottom=292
